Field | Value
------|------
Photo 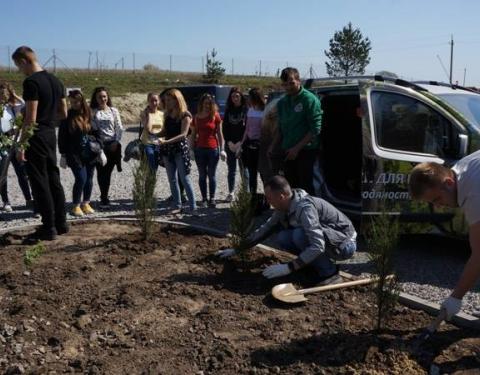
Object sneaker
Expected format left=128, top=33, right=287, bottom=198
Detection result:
left=99, top=199, right=111, bottom=209
left=197, top=199, right=208, bottom=208
left=81, top=203, right=95, bottom=214
left=181, top=195, right=188, bottom=204
left=226, top=193, right=234, bottom=202
left=2, top=203, right=12, bottom=212
left=71, top=206, right=84, bottom=217
left=208, top=199, right=216, bottom=208
left=182, top=207, right=199, bottom=217
left=33, top=211, right=41, bottom=219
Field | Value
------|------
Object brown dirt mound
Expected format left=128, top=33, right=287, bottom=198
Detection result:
left=0, top=221, right=478, bottom=374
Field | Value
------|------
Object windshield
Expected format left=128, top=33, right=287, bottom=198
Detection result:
left=436, top=93, right=480, bottom=130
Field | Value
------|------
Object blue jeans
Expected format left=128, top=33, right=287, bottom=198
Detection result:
left=0, top=151, right=32, bottom=203
left=143, top=144, right=159, bottom=172
left=194, top=147, right=219, bottom=200
left=276, top=228, right=356, bottom=278
left=70, top=164, right=95, bottom=205
left=163, top=152, right=196, bottom=210
left=226, top=147, right=240, bottom=194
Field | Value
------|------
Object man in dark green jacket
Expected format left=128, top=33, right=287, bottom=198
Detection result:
left=273, top=67, right=322, bottom=195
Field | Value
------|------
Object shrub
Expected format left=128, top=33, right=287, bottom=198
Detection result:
left=229, top=179, right=254, bottom=261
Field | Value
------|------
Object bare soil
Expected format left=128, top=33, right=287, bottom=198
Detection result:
left=0, top=221, right=479, bottom=375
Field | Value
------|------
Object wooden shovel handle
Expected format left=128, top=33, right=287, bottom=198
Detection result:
left=298, top=275, right=394, bottom=295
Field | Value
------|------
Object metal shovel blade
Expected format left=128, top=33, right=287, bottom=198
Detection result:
left=271, top=283, right=308, bottom=303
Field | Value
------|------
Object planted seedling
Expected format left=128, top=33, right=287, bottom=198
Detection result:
left=24, top=242, right=46, bottom=268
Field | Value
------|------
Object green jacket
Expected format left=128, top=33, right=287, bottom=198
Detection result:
left=277, top=87, right=322, bottom=150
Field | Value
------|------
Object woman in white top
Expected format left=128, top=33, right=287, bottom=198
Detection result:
left=0, top=81, right=34, bottom=213
left=89, top=86, right=123, bottom=208
left=239, top=88, right=265, bottom=194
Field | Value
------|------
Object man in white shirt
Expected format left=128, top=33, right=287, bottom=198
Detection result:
left=409, top=150, right=480, bottom=319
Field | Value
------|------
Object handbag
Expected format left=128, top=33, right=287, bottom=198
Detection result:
left=123, top=121, right=144, bottom=162
left=80, top=134, right=102, bottom=162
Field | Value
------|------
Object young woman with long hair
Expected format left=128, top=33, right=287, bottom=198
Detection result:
left=140, top=93, right=164, bottom=172
left=59, top=90, right=102, bottom=217
left=159, top=89, right=196, bottom=213
left=90, top=86, right=123, bottom=208
left=239, top=87, right=265, bottom=194
left=191, top=93, right=225, bottom=207
left=0, top=81, right=35, bottom=213
left=222, top=87, right=247, bottom=201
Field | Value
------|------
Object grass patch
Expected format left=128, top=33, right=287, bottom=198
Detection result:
left=24, top=242, right=46, bottom=268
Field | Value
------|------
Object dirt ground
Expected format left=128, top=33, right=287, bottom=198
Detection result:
left=0, top=221, right=479, bottom=375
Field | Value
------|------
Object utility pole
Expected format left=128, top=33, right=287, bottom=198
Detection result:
left=201, top=56, right=204, bottom=74
left=231, top=58, right=234, bottom=75
left=309, top=64, right=313, bottom=78
left=169, top=54, right=172, bottom=72
left=88, top=51, right=92, bottom=71
left=259, top=60, right=262, bottom=76
left=7, top=46, right=11, bottom=73
left=449, top=34, right=454, bottom=85
left=133, top=53, right=135, bottom=73
left=122, top=57, right=124, bottom=70
left=96, top=51, right=99, bottom=72
left=52, top=49, right=57, bottom=73
left=463, top=68, right=467, bottom=86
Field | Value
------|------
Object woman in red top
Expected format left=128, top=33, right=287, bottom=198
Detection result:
left=191, top=93, right=226, bottom=207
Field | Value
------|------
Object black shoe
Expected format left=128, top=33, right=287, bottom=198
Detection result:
left=24, top=226, right=57, bottom=243
left=315, top=266, right=342, bottom=286
left=56, top=224, right=69, bottom=235
left=208, top=199, right=216, bottom=208
left=99, top=199, right=111, bottom=209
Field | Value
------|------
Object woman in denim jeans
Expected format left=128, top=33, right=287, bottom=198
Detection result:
left=159, top=89, right=196, bottom=213
left=222, top=87, right=247, bottom=201
left=140, top=93, right=164, bottom=172
left=191, top=94, right=226, bottom=208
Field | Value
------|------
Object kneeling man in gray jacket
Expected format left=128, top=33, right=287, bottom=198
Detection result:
left=217, top=175, right=357, bottom=285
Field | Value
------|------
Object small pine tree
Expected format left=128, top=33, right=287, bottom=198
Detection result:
left=324, top=22, right=371, bottom=77
left=204, top=48, right=225, bottom=83
left=367, top=205, right=400, bottom=331
left=132, top=154, right=157, bottom=241
left=229, top=179, right=255, bottom=261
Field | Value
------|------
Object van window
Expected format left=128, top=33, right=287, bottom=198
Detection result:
left=372, top=91, right=453, bottom=157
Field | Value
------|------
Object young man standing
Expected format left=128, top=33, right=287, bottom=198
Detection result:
left=12, top=46, right=68, bottom=240
left=217, top=175, right=357, bottom=285
left=273, top=67, right=322, bottom=195
left=409, top=151, right=480, bottom=319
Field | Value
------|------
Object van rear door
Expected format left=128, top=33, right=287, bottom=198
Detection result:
left=359, top=81, right=468, bottom=233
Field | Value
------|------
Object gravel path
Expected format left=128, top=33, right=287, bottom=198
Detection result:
left=1, top=126, right=478, bottom=317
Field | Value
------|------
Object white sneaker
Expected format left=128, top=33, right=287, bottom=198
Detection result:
left=226, top=193, right=234, bottom=202
left=2, top=203, right=12, bottom=212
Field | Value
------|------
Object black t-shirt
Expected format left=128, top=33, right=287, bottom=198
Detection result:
left=223, top=105, right=246, bottom=143
left=23, top=70, right=65, bottom=130
left=164, top=112, right=191, bottom=140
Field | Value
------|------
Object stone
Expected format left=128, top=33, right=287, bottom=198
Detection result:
left=75, top=314, right=92, bottom=330
left=5, top=364, right=25, bottom=374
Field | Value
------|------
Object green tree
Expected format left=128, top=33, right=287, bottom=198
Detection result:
left=229, top=179, right=254, bottom=262
left=132, top=155, right=157, bottom=241
left=324, top=22, right=371, bottom=77
left=367, top=205, right=400, bottom=331
left=204, top=48, right=225, bottom=83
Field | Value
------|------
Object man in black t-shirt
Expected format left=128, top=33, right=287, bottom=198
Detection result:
left=12, top=46, right=68, bottom=241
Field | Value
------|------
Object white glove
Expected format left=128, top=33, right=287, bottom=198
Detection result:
left=220, top=150, right=227, bottom=162
left=59, top=155, right=67, bottom=169
left=215, top=248, right=236, bottom=258
left=262, top=263, right=291, bottom=279
left=440, top=296, right=462, bottom=320
left=99, top=150, right=107, bottom=166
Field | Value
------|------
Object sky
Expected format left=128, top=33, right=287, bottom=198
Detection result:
left=2, top=0, right=480, bottom=85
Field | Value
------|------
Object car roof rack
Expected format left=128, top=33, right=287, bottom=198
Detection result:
left=413, top=80, right=479, bottom=94
left=304, top=75, right=427, bottom=92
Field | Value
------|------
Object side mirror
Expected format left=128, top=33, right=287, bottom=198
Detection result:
left=458, top=134, right=468, bottom=157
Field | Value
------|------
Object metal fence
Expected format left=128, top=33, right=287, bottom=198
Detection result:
left=0, top=45, right=329, bottom=78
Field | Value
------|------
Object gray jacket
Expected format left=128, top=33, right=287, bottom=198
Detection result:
left=249, top=189, right=356, bottom=265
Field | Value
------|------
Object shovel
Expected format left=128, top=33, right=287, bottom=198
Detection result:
left=272, top=276, right=388, bottom=304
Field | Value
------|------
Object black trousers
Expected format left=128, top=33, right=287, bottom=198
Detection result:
left=96, top=142, right=121, bottom=202
left=25, top=130, right=66, bottom=229
left=241, top=144, right=259, bottom=194
left=282, top=148, right=317, bottom=195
